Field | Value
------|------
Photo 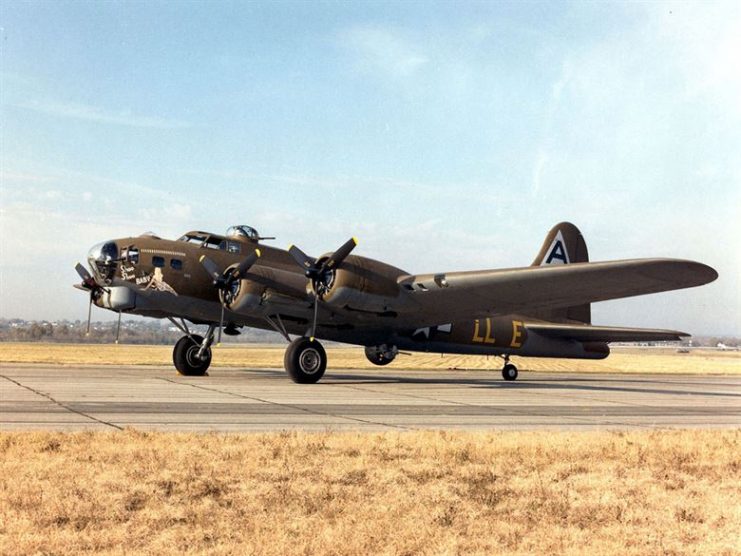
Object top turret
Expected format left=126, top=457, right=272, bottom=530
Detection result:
left=226, top=225, right=274, bottom=243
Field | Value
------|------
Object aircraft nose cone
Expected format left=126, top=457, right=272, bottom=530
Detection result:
left=87, top=241, right=119, bottom=281
left=88, top=241, right=118, bottom=264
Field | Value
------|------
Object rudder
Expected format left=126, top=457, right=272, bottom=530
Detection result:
left=530, top=222, right=591, bottom=324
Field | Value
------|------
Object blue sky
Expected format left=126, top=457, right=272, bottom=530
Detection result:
left=1, top=1, right=739, bottom=335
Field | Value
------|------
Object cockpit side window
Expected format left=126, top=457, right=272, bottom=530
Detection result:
left=226, top=241, right=241, bottom=254
left=202, top=236, right=223, bottom=249
left=121, top=246, right=139, bottom=264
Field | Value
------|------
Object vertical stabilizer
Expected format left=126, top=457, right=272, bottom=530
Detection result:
left=530, top=222, right=591, bottom=323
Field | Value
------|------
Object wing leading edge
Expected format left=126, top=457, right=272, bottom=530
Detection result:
left=399, top=258, right=717, bottom=327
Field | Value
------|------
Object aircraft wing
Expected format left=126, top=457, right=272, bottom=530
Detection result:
left=524, top=323, right=688, bottom=343
left=399, top=258, right=717, bottom=326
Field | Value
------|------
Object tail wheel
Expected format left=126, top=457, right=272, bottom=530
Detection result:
left=173, top=334, right=211, bottom=376
left=502, top=363, right=518, bottom=381
left=284, top=337, right=327, bottom=384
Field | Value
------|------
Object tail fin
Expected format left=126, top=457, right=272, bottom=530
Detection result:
left=530, top=222, right=591, bottom=324
left=531, top=221, right=589, bottom=267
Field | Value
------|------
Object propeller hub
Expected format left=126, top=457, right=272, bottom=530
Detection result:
left=313, top=268, right=335, bottom=298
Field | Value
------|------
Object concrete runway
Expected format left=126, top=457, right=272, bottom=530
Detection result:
left=1, top=364, right=740, bottom=431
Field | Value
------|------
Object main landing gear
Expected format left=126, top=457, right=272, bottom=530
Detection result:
left=501, top=355, right=518, bottom=381
left=173, top=333, right=213, bottom=376
left=284, top=337, right=327, bottom=383
left=170, top=320, right=215, bottom=376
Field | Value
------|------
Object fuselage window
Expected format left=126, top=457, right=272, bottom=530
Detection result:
left=152, top=256, right=165, bottom=268
left=170, top=259, right=183, bottom=270
left=226, top=241, right=241, bottom=254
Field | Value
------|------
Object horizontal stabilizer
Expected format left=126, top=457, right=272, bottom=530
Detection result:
left=526, top=323, right=688, bottom=343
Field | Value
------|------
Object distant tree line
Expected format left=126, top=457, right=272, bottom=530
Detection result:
left=0, top=319, right=737, bottom=347
left=0, top=319, right=283, bottom=344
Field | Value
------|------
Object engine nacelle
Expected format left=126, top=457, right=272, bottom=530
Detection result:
left=96, top=286, right=137, bottom=311
left=222, top=277, right=265, bottom=314
left=222, top=265, right=310, bottom=315
left=318, top=255, right=406, bottom=313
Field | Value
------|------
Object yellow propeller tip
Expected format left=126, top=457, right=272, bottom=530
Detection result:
left=309, top=337, right=315, bottom=342
left=352, top=237, right=359, bottom=245
left=255, top=249, right=261, bottom=257
left=199, top=255, right=205, bottom=262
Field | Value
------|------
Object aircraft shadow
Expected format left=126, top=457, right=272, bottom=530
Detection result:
left=321, top=371, right=741, bottom=399
left=226, top=368, right=740, bottom=399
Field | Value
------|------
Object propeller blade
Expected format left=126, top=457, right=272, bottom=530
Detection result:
left=199, top=255, right=222, bottom=283
left=75, top=262, right=92, bottom=282
left=75, top=262, right=98, bottom=289
left=115, top=311, right=122, bottom=344
left=321, top=237, right=358, bottom=272
left=217, top=303, right=224, bottom=345
left=309, top=297, right=319, bottom=341
left=232, top=249, right=261, bottom=281
left=288, top=244, right=316, bottom=273
left=86, top=295, right=92, bottom=336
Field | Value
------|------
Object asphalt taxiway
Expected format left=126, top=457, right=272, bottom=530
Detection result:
left=1, top=364, right=739, bottom=431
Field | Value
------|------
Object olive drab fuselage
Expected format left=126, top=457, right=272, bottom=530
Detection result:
left=86, top=227, right=608, bottom=360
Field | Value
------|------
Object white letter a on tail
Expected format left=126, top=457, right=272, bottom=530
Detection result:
left=541, top=230, right=570, bottom=265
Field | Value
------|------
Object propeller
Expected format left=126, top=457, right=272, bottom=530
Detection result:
left=288, top=237, right=358, bottom=339
left=289, top=237, right=357, bottom=296
left=199, top=249, right=261, bottom=343
left=75, top=262, right=104, bottom=336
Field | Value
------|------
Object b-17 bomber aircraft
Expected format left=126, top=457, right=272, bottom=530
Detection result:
left=75, top=222, right=717, bottom=383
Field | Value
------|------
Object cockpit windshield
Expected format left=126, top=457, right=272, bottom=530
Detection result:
left=177, top=232, right=225, bottom=250
left=177, top=233, right=208, bottom=244
left=177, top=226, right=270, bottom=250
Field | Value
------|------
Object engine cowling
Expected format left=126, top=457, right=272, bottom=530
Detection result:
left=316, top=255, right=406, bottom=313
left=221, top=276, right=265, bottom=313
left=221, top=265, right=310, bottom=314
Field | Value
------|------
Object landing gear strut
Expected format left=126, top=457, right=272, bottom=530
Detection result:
left=284, top=337, right=327, bottom=384
left=501, top=355, right=518, bottom=381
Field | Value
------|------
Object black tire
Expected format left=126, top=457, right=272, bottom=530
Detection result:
left=502, top=363, right=518, bottom=381
left=364, top=346, right=395, bottom=366
left=284, top=338, right=327, bottom=384
left=173, top=335, right=211, bottom=376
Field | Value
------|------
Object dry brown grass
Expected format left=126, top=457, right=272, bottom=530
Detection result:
left=0, top=429, right=739, bottom=555
left=1, top=342, right=740, bottom=374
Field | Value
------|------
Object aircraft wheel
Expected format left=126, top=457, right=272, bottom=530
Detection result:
left=173, top=335, right=211, bottom=376
left=502, top=363, right=518, bottom=381
left=284, top=338, right=326, bottom=384
left=364, top=346, right=395, bottom=366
